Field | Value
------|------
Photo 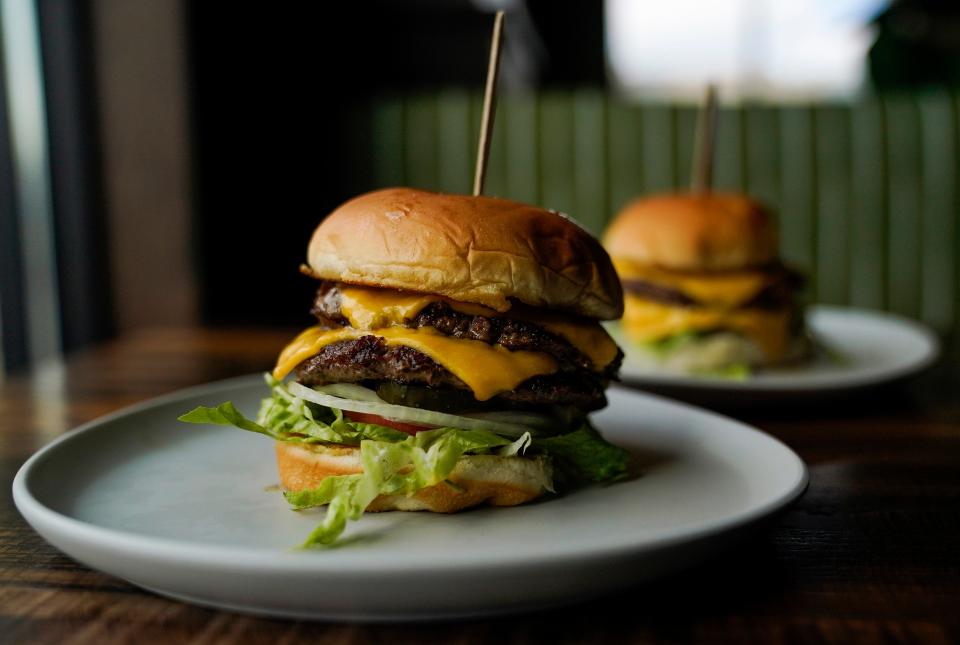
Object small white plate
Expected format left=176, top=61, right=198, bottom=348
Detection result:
left=616, top=306, right=939, bottom=402
left=14, top=375, right=806, bottom=621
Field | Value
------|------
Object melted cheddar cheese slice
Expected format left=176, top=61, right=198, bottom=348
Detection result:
left=622, top=294, right=790, bottom=361
left=516, top=315, right=619, bottom=370
left=273, top=325, right=558, bottom=401
left=338, top=290, right=438, bottom=330
left=337, top=286, right=619, bottom=371
left=339, top=287, right=497, bottom=329
left=274, top=286, right=622, bottom=401
left=613, top=259, right=773, bottom=308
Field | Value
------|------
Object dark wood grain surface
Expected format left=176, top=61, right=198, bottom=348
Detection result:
left=2, top=328, right=958, bottom=644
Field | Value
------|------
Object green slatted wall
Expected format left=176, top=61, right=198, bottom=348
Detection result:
left=368, top=91, right=960, bottom=336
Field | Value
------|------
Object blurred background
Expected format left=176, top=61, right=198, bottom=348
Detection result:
left=0, top=0, right=958, bottom=375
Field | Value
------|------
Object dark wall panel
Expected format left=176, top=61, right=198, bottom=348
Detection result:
left=0, top=37, right=29, bottom=371
left=38, top=0, right=113, bottom=351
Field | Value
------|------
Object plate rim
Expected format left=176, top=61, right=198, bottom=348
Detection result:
left=617, top=305, right=940, bottom=391
left=13, top=374, right=808, bottom=574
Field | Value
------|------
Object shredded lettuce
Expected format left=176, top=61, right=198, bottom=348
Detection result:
left=691, top=363, right=751, bottom=380
left=638, top=331, right=753, bottom=380
left=641, top=330, right=705, bottom=356
left=179, top=376, right=629, bottom=546
left=286, top=430, right=517, bottom=545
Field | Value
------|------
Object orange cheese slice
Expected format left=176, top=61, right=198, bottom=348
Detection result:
left=622, top=294, right=790, bottom=360
left=273, top=325, right=558, bottom=401
left=338, top=286, right=619, bottom=371
left=613, top=259, right=773, bottom=308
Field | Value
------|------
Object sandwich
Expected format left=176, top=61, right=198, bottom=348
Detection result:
left=603, top=192, right=806, bottom=376
left=181, top=187, right=630, bottom=546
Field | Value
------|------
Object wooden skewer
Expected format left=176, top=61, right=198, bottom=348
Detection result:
left=691, top=84, right=719, bottom=193
left=473, top=10, right=505, bottom=197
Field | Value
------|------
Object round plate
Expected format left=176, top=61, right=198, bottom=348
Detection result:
left=616, top=306, right=939, bottom=401
left=14, top=375, right=807, bottom=621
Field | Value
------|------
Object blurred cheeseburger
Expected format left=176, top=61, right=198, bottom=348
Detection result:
left=603, top=193, right=806, bottom=376
left=182, top=187, right=630, bottom=546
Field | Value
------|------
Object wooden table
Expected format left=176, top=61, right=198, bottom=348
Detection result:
left=2, top=328, right=958, bottom=643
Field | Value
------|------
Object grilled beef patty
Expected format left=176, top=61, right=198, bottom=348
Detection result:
left=294, top=335, right=608, bottom=411
left=310, top=282, right=621, bottom=377
left=621, top=264, right=804, bottom=310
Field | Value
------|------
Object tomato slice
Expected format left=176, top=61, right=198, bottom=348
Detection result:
left=344, top=411, right=432, bottom=435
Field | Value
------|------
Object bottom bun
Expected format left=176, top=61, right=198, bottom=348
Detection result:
left=275, top=441, right=553, bottom=513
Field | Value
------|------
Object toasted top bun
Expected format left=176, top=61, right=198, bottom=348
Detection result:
left=307, top=187, right=623, bottom=320
left=603, top=193, right=778, bottom=271
left=275, top=441, right=551, bottom=513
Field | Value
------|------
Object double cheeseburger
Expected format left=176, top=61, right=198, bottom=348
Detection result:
left=182, top=187, right=630, bottom=546
left=603, top=193, right=806, bottom=376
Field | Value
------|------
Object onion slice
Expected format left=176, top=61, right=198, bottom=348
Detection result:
left=313, top=383, right=384, bottom=402
left=287, top=382, right=559, bottom=437
left=460, top=410, right=558, bottom=430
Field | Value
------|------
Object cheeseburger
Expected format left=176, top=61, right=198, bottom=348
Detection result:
left=603, top=193, right=806, bottom=376
left=182, top=187, right=630, bottom=546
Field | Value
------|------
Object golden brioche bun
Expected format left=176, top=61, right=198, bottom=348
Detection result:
left=604, top=193, right=777, bottom=271
left=275, top=441, right=552, bottom=513
left=306, top=187, right=623, bottom=320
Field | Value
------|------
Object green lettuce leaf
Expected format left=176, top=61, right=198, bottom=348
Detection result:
left=178, top=401, right=271, bottom=436
left=691, top=363, right=750, bottom=380
left=641, top=330, right=705, bottom=356
left=537, top=425, right=631, bottom=486
left=498, top=432, right=532, bottom=457
left=283, top=474, right=369, bottom=545
left=180, top=378, right=410, bottom=445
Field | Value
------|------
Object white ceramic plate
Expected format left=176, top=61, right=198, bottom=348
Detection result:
left=615, top=306, right=939, bottom=401
left=14, top=375, right=806, bottom=621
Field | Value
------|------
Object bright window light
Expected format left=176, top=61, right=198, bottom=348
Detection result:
left=605, top=0, right=888, bottom=101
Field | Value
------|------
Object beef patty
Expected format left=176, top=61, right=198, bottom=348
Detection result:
left=294, top=335, right=608, bottom=411
left=622, top=264, right=804, bottom=310
left=311, top=282, right=622, bottom=377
